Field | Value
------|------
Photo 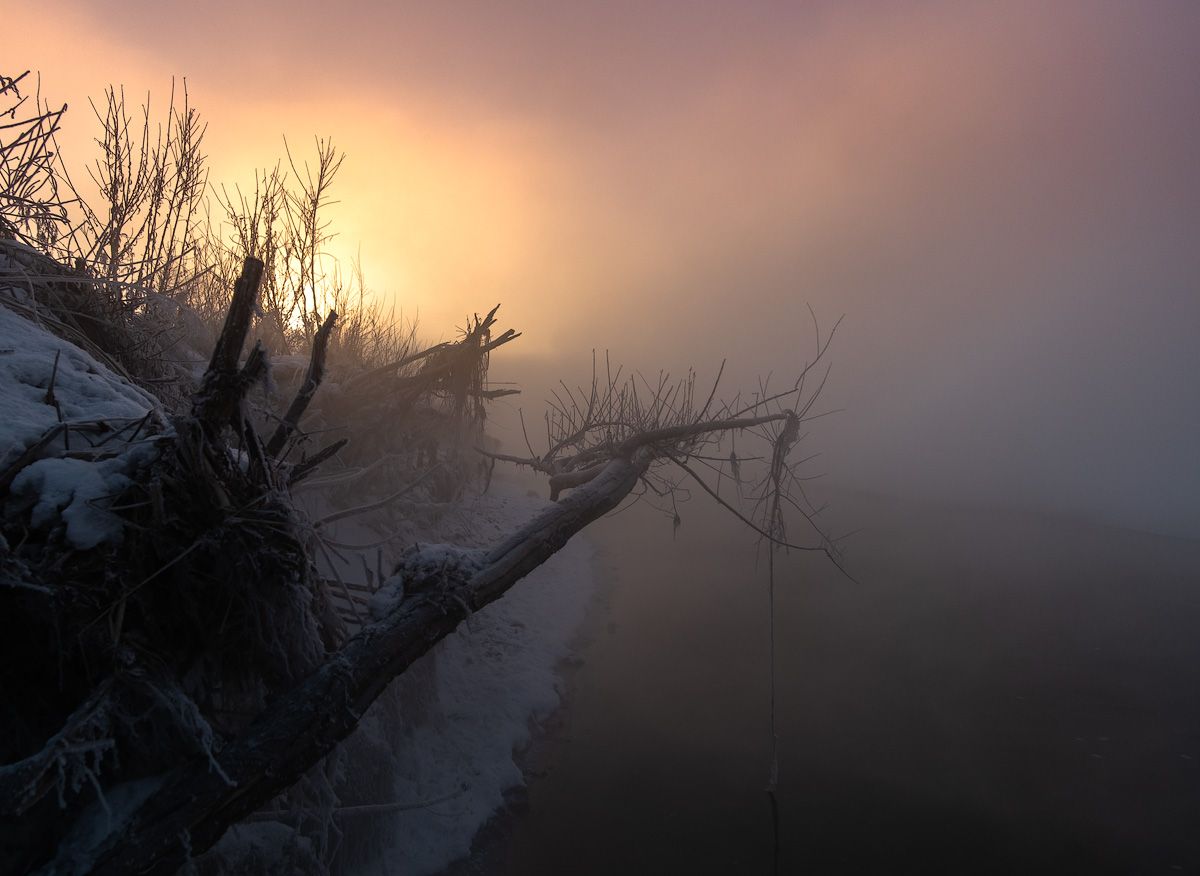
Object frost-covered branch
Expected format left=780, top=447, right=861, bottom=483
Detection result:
left=488, top=312, right=846, bottom=560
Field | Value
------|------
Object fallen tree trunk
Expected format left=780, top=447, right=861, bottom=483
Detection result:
left=5, top=243, right=837, bottom=873
left=78, top=452, right=650, bottom=876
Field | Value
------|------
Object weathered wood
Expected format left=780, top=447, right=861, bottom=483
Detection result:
left=344, top=341, right=451, bottom=392
left=388, top=328, right=521, bottom=399
left=548, top=462, right=606, bottom=500
left=311, top=465, right=439, bottom=529
left=194, top=258, right=264, bottom=430
left=81, top=453, right=648, bottom=876
left=288, top=438, right=349, bottom=486
left=0, top=680, right=114, bottom=818
left=267, top=310, right=337, bottom=458
left=474, top=387, right=521, bottom=400
left=204, top=258, right=263, bottom=378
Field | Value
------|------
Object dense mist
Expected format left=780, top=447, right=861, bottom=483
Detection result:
left=6, top=2, right=1200, bottom=874
left=12, top=1, right=1199, bottom=536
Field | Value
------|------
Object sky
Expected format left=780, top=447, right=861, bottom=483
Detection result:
left=8, top=0, right=1200, bottom=536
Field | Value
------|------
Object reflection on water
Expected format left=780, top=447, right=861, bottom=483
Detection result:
left=498, top=487, right=1200, bottom=874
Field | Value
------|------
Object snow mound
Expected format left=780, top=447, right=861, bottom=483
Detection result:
left=0, top=304, right=161, bottom=549
left=10, top=456, right=133, bottom=549
left=0, top=304, right=158, bottom=471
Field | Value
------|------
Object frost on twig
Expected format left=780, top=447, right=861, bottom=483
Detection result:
left=481, top=314, right=850, bottom=569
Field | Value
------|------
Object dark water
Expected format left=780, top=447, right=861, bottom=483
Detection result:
left=490, top=488, right=1200, bottom=874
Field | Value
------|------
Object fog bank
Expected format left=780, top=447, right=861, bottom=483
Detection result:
left=12, top=0, right=1199, bottom=535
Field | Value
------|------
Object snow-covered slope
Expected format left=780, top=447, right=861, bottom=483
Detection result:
left=0, top=302, right=160, bottom=550
left=280, top=483, right=597, bottom=876
left=0, top=263, right=597, bottom=875
left=361, top=488, right=595, bottom=875
left=0, top=304, right=157, bottom=470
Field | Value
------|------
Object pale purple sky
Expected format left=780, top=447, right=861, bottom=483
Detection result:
left=10, top=0, right=1200, bottom=534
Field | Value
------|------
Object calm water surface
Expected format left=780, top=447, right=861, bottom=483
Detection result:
left=493, top=488, right=1200, bottom=874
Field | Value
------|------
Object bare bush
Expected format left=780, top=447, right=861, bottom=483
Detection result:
left=0, top=71, right=70, bottom=247
left=53, top=80, right=209, bottom=298
left=1, top=67, right=850, bottom=876
left=481, top=316, right=847, bottom=564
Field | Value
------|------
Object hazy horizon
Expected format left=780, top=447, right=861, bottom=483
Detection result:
left=10, top=0, right=1199, bottom=537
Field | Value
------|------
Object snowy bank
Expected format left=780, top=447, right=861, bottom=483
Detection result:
left=2, top=241, right=598, bottom=875
left=209, top=479, right=599, bottom=876
left=366, top=487, right=596, bottom=876
left=0, top=302, right=161, bottom=551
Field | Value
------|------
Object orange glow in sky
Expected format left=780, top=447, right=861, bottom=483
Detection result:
left=9, top=1, right=1062, bottom=349
left=8, top=0, right=1200, bottom=532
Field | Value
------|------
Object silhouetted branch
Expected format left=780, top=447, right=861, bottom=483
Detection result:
left=288, top=438, right=349, bottom=486
left=79, top=453, right=650, bottom=876
left=194, top=257, right=263, bottom=430
left=267, top=309, right=337, bottom=457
